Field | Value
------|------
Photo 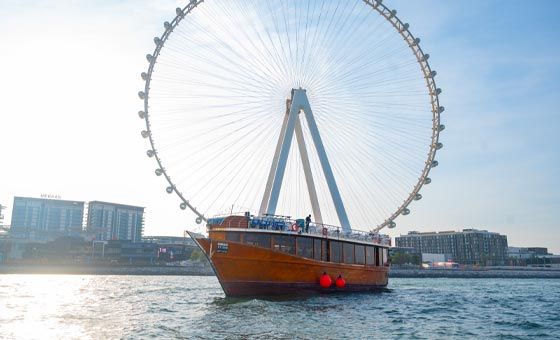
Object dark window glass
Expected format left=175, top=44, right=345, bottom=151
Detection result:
left=375, top=247, right=381, bottom=266
left=343, top=242, right=354, bottom=264
left=382, top=248, right=388, bottom=266
left=225, top=231, right=241, bottom=242
left=355, top=245, right=365, bottom=265
left=322, top=240, right=328, bottom=262
left=330, top=241, right=342, bottom=263
left=366, top=246, right=375, bottom=266
left=313, top=238, right=322, bottom=261
left=296, top=237, right=313, bottom=259
left=244, top=233, right=270, bottom=248
left=272, top=235, right=295, bottom=254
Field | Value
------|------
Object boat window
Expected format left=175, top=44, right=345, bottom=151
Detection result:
left=343, top=242, right=354, bottom=264
left=272, top=235, right=295, bottom=254
left=366, top=246, right=375, bottom=266
left=313, top=238, right=322, bottom=261
left=382, top=248, right=388, bottom=266
left=244, top=233, right=270, bottom=248
left=207, top=217, right=225, bottom=226
left=330, top=241, right=342, bottom=263
left=355, top=245, right=365, bottom=265
left=375, top=247, right=381, bottom=266
left=296, top=237, right=313, bottom=259
left=225, top=231, right=241, bottom=242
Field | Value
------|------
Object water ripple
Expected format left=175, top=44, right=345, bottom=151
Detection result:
left=0, top=276, right=559, bottom=339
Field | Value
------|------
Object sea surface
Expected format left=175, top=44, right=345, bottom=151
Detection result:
left=0, top=275, right=559, bottom=339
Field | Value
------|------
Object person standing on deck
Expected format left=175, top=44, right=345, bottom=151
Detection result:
left=305, top=215, right=311, bottom=233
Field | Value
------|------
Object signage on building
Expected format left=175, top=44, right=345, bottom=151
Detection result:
left=40, top=194, right=62, bottom=199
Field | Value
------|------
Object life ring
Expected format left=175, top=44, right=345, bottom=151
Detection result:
left=322, top=227, right=328, bottom=236
left=291, top=223, right=298, bottom=232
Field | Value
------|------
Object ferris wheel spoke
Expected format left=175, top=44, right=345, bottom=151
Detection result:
left=318, top=142, right=422, bottom=211
left=297, top=1, right=346, bottom=84
left=321, top=119, right=422, bottom=191
left=327, top=112, right=431, bottom=145
left=155, top=54, right=278, bottom=96
left=229, top=128, right=281, bottom=211
left=311, top=40, right=406, bottom=92
left=165, top=112, right=279, bottom=172
left=232, top=2, right=291, bottom=86
left=186, top=116, right=280, bottom=200
left=197, top=129, right=277, bottom=212
left=154, top=105, right=272, bottom=146
left=307, top=27, right=399, bottom=90
left=204, top=3, right=291, bottom=87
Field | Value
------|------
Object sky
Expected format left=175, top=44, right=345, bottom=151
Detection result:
left=0, top=0, right=558, bottom=253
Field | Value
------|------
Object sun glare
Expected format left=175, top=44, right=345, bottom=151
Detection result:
left=0, top=275, right=92, bottom=339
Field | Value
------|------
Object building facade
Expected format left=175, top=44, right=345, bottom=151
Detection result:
left=508, top=246, right=554, bottom=266
left=395, top=229, right=508, bottom=265
left=527, top=247, right=549, bottom=256
left=0, top=203, right=6, bottom=227
left=508, top=247, right=534, bottom=260
left=86, top=201, right=144, bottom=242
left=9, top=196, right=84, bottom=240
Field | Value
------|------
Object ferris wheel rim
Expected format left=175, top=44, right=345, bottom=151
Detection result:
left=138, top=0, right=443, bottom=231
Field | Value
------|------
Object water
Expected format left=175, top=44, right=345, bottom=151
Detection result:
left=1, top=275, right=559, bottom=339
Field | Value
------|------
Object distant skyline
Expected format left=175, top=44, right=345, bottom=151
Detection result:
left=0, top=0, right=558, bottom=253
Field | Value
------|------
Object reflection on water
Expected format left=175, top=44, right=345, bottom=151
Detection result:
left=1, top=275, right=92, bottom=339
left=0, top=275, right=559, bottom=339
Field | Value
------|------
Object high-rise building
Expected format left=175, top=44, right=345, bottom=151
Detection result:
left=10, top=196, right=84, bottom=240
left=395, top=229, right=508, bottom=265
left=86, top=201, right=144, bottom=242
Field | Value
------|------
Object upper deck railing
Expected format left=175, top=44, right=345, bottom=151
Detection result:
left=207, top=214, right=391, bottom=247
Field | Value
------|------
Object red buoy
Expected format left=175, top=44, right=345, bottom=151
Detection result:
left=319, top=272, right=332, bottom=288
left=335, top=275, right=346, bottom=288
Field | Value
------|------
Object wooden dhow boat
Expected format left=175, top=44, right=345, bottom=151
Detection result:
left=188, top=214, right=390, bottom=297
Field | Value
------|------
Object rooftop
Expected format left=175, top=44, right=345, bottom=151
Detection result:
left=402, top=229, right=504, bottom=237
left=88, top=201, right=144, bottom=210
left=14, top=196, right=84, bottom=205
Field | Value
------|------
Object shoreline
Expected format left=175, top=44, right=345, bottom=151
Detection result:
left=390, top=268, right=560, bottom=279
left=2, top=264, right=559, bottom=278
left=0, top=264, right=214, bottom=276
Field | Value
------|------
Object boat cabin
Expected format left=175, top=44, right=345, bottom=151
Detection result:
left=206, top=215, right=390, bottom=267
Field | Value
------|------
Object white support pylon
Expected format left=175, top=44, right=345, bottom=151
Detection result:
left=263, top=88, right=351, bottom=233
left=295, top=117, right=323, bottom=224
left=298, top=90, right=351, bottom=233
left=266, top=91, right=300, bottom=216
left=259, top=99, right=291, bottom=216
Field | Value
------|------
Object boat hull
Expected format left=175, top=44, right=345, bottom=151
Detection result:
left=193, top=235, right=389, bottom=297
left=223, top=281, right=388, bottom=296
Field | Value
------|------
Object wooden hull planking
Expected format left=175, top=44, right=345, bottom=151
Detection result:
left=195, top=235, right=389, bottom=297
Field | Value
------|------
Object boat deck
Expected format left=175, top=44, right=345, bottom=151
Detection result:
left=207, top=214, right=391, bottom=247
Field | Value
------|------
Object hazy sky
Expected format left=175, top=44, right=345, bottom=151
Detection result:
left=0, top=0, right=559, bottom=253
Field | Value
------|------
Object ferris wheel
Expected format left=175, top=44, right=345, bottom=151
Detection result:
left=138, top=0, right=444, bottom=232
